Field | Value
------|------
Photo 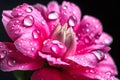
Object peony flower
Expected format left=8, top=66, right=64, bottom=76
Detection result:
left=0, top=1, right=119, bottom=80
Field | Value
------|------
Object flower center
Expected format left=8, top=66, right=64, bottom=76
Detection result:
left=42, top=23, right=77, bottom=57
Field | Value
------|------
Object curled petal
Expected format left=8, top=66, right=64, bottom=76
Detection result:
left=0, top=42, right=44, bottom=71
left=95, top=32, right=113, bottom=45
left=60, top=1, right=81, bottom=27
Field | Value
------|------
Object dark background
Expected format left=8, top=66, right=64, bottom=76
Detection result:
left=0, top=0, right=119, bottom=80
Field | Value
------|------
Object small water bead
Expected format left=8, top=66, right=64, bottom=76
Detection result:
left=32, top=30, right=41, bottom=39
left=41, top=21, right=46, bottom=25
left=8, top=59, right=16, bottom=66
left=105, top=71, right=112, bottom=75
left=25, top=7, right=32, bottom=13
left=63, top=5, right=67, bottom=9
left=23, top=15, right=34, bottom=27
left=68, top=16, right=77, bottom=27
left=48, top=11, right=59, bottom=20
left=0, top=50, right=7, bottom=59
left=31, top=47, right=35, bottom=51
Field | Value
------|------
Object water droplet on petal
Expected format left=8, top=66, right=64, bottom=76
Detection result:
left=105, top=71, right=112, bottom=75
left=41, top=21, right=46, bottom=25
left=93, top=50, right=104, bottom=61
left=0, top=50, right=7, bottom=59
left=31, top=47, right=35, bottom=51
left=51, top=46, right=57, bottom=54
left=8, top=59, right=16, bottom=66
left=25, top=7, right=32, bottom=13
left=32, top=30, right=40, bottom=39
left=48, top=11, right=59, bottom=20
left=63, top=5, right=67, bottom=9
left=68, top=16, right=77, bottom=27
left=23, top=15, right=34, bottom=27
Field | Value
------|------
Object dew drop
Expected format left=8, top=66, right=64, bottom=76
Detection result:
left=31, top=47, right=35, bottom=51
left=0, top=50, right=7, bottom=59
left=15, top=29, right=21, bottom=34
left=8, top=59, right=16, bottom=66
left=32, top=30, right=40, bottom=39
left=51, top=46, right=57, bottom=54
left=25, top=7, right=32, bottom=13
left=93, top=50, right=104, bottom=61
left=85, top=23, right=90, bottom=27
left=84, top=37, right=90, bottom=44
left=48, top=11, right=59, bottom=20
left=63, top=5, right=67, bottom=9
left=68, top=16, right=77, bottom=27
left=23, top=15, right=34, bottom=27
left=41, top=21, right=46, bottom=25
left=105, top=71, right=112, bottom=76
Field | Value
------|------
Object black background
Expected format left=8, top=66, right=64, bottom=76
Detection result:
left=0, top=0, right=119, bottom=80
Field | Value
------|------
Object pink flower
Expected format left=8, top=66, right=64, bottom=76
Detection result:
left=0, top=1, right=119, bottom=80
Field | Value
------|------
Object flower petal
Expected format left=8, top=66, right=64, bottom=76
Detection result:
left=67, top=52, right=99, bottom=68
left=60, top=1, right=81, bottom=27
left=14, top=33, right=42, bottom=58
left=47, top=1, right=60, bottom=31
left=67, top=54, right=118, bottom=80
left=95, top=32, right=113, bottom=45
left=33, top=3, right=47, bottom=19
left=76, top=15, right=103, bottom=50
left=0, top=42, right=44, bottom=71
left=31, top=68, right=63, bottom=80
left=2, top=3, right=50, bottom=41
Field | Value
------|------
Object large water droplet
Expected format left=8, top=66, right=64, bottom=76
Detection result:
left=0, top=50, right=7, bottom=59
left=23, top=15, right=34, bottom=27
left=93, top=50, right=104, bottom=61
left=48, top=11, right=59, bottom=20
left=32, top=30, right=40, bottom=39
left=8, top=59, right=16, bottom=66
left=68, top=16, right=77, bottom=27
left=25, top=7, right=32, bottom=13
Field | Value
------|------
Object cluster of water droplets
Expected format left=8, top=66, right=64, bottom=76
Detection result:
left=0, top=49, right=17, bottom=67
left=0, top=50, right=7, bottom=59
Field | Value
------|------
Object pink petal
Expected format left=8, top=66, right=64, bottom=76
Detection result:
left=2, top=10, right=13, bottom=27
left=33, top=3, right=47, bottom=19
left=47, top=1, right=60, bottom=31
left=76, top=15, right=103, bottom=51
left=60, top=1, right=81, bottom=27
left=67, top=52, right=99, bottom=68
left=95, top=32, right=113, bottom=45
left=14, top=34, right=42, bottom=58
left=2, top=3, right=50, bottom=41
left=31, top=68, right=63, bottom=80
left=66, top=54, right=118, bottom=80
left=38, top=51, right=69, bottom=66
left=0, top=42, right=44, bottom=71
